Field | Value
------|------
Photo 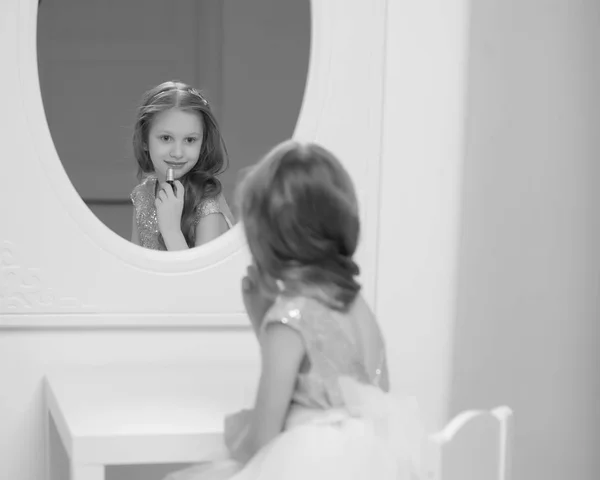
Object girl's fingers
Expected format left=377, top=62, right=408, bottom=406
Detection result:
left=242, top=276, right=253, bottom=292
left=247, top=264, right=258, bottom=281
left=174, top=180, right=184, bottom=198
left=159, top=182, right=174, bottom=197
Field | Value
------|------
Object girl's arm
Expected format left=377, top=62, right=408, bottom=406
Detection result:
left=230, top=322, right=305, bottom=464
left=131, top=211, right=140, bottom=245
left=194, top=213, right=229, bottom=246
left=162, top=211, right=228, bottom=250
left=162, top=231, right=190, bottom=250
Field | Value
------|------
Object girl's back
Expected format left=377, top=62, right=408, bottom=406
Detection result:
left=261, top=291, right=390, bottom=410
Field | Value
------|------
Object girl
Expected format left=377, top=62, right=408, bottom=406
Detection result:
left=130, top=81, right=234, bottom=251
left=164, top=140, right=425, bottom=480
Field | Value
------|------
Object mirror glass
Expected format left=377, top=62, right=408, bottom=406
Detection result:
left=37, top=0, right=310, bottom=250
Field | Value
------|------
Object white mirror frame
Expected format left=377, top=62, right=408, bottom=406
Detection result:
left=1, top=0, right=387, bottom=328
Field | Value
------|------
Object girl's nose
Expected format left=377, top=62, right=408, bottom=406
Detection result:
left=170, top=144, right=183, bottom=159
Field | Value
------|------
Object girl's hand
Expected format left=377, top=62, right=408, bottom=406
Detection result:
left=242, top=265, right=276, bottom=334
left=155, top=180, right=184, bottom=237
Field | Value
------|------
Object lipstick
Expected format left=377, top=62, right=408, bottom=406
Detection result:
left=166, top=168, right=175, bottom=189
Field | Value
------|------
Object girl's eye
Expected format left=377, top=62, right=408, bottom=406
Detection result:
left=160, top=135, right=172, bottom=142
left=185, top=137, right=197, bottom=144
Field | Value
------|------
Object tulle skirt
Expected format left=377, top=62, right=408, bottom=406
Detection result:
left=163, top=377, right=425, bottom=480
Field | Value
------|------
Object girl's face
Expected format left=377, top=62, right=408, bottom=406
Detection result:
left=146, top=108, right=204, bottom=181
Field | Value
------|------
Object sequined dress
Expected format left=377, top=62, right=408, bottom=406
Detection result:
left=163, top=294, right=426, bottom=480
left=130, top=175, right=234, bottom=250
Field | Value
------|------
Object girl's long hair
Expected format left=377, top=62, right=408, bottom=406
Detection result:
left=237, top=140, right=361, bottom=310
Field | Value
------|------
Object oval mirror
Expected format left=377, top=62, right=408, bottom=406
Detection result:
left=36, top=0, right=310, bottom=250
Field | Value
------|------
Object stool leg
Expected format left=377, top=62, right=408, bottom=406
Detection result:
left=71, top=464, right=105, bottom=480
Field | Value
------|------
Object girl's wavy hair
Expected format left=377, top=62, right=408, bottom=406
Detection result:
left=237, top=140, right=361, bottom=310
left=132, top=80, right=229, bottom=248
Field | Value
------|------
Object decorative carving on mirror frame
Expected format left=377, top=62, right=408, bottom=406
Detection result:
left=0, top=241, right=96, bottom=312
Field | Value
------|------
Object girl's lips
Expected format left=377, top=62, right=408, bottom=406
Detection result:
left=165, top=161, right=186, bottom=168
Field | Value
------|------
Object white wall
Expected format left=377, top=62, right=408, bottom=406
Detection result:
left=450, top=1, right=600, bottom=479
left=378, top=1, right=600, bottom=478
left=378, top=1, right=470, bottom=432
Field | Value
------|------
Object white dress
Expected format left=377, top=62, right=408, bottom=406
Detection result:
left=163, top=294, right=425, bottom=480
